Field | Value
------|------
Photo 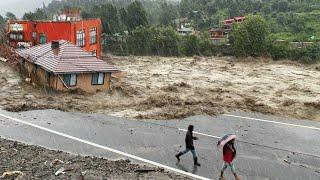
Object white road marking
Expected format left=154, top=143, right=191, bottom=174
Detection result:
left=178, top=129, right=320, bottom=158
left=0, top=113, right=211, bottom=180
left=224, top=114, right=320, bottom=131
left=179, top=129, right=221, bottom=139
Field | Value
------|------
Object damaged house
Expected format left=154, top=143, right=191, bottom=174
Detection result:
left=16, top=40, right=119, bottom=93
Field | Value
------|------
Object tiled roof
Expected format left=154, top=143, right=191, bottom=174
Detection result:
left=16, top=40, right=119, bottom=74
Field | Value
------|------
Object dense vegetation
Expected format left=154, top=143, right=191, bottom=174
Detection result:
left=2, top=0, right=320, bottom=62
left=110, top=26, right=219, bottom=56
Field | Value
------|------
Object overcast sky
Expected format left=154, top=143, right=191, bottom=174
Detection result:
left=0, top=0, right=53, bottom=18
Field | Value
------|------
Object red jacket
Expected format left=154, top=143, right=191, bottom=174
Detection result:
left=223, top=144, right=236, bottom=163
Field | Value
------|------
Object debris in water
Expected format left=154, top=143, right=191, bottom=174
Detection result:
left=55, top=167, right=65, bottom=176
left=0, top=171, right=24, bottom=178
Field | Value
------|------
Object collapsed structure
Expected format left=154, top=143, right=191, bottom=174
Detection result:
left=16, top=40, right=118, bottom=93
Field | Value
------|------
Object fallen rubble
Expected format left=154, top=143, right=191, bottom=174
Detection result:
left=0, top=137, right=188, bottom=180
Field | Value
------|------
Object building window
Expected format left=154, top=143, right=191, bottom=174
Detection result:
left=32, top=32, right=37, bottom=40
left=63, top=74, right=77, bottom=87
left=90, top=27, right=97, bottom=44
left=32, top=32, right=37, bottom=45
left=39, top=33, right=46, bottom=44
left=9, top=33, right=23, bottom=41
left=92, top=72, right=104, bottom=85
left=76, top=30, right=85, bottom=47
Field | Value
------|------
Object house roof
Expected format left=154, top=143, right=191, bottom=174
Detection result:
left=234, top=16, right=246, bottom=21
left=178, top=27, right=193, bottom=32
left=16, top=40, right=119, bottom=74
left=209, top=28, right=224, bottom=32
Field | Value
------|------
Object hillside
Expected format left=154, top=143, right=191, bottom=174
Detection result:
left=40, top=0, right=320, bottom=42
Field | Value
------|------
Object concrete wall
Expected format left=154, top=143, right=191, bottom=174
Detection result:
left=55, top=73, right=111, bottom=93
left=8, top=19, right=102, bottom=58
left=72, top=19, right=103, bottom=58
left=22, top=61, right=55, bottom=89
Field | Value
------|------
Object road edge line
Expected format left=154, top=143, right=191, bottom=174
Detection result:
left=224, top=114, right=320, bottom=131
left=0, top=113, right=211, bottom=180
left=179, top=129, right=221, bottom=139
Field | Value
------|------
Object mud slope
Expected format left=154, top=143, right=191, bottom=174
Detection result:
left=1, top=56, right=320, bottom=121
left=0, top=137, right=187, bottom=179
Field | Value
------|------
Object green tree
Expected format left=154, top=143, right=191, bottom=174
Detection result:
left=126, top=1, right=149, bottom=31
left=271, top=0, right=289, bottom=13
left=215, top=9, right=228, bottom=26
left=158, top=2, right=177, bottom=27
left=127, top=26, right=180, bottom=56
left=149, top=27, right=180, bottom=56
left=0, top=15, right=4, bottom=25
left=127, top=26, right=152, bottom=55
left=84, top=4, right=120, bottom=35
left=0, top=14, right=6, bottom=43
left=232, top=15, right=270, bottom=57
left=100, top=4, right=120, bottom=35
left=291, top=43, right=320, bottom=63
left=0, top=14, right=5, bottom=34
left=198, top=32, right=215, bottom=56
left=179, top=0, right=201, bottom=18
left=180, top=35, right=201, bottom=56
left=5, top=12, right=16, bottom=20
left=23, top=8, right=48, bottom=20
left=119, top=7, right=128, bottom=31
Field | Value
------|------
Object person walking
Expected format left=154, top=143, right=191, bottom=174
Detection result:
left=219, top=138, right=239, bottom=180
left=175, top=125, right=201, bottom=166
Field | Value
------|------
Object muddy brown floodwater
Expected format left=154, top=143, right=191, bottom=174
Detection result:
left=1, top=56, right=320, bottom=121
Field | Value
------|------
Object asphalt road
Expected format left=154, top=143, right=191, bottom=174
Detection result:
left=0, top=109, right=319, bottom=180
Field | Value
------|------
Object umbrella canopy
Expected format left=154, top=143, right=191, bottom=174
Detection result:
left=217, top=134, right=236, bottom=148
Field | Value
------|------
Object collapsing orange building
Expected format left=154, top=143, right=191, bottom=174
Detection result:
left=6, top=9, right=103, bottom=58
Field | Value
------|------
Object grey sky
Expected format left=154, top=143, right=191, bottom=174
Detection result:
left=0, top=0, right=53, bottom=18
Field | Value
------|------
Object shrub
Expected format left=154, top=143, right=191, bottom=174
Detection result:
left=291, top=44, right=320, bottom=64
left=268, top=43, right=320, bottom=63
left=199, top=32, right=216, bottom=56
left=232, top=15, right=270, bottom=57
left=127, top=26, right=152, bottom=55
left=179, top=35, right=201, bottom=56
left=149, top=27, right=180, bottom=56
left=268, top=44, right=291, bottom=60
left=127, top=26, right=180, bottom=56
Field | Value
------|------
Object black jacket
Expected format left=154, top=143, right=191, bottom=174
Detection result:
left=185, top=131, right=196, bottom=149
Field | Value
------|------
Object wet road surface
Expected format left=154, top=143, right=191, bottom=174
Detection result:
left=0, top=109, right=319, bottom=180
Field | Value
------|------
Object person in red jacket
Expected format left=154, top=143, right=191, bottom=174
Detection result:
left=219, top=139, right=239, bottom=180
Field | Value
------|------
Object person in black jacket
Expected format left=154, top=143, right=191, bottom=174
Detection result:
left=175, top=125, right=201, bottom=166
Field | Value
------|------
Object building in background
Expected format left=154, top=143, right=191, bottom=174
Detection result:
left=6, top=9, right=102, bottom=58
left=208, top=28, right=227, bottom=45
left=222, top=16, right=246, bottom=31
left=209, top=16, right=246, bottom=45
left=177, top=25, right=195, bottom=36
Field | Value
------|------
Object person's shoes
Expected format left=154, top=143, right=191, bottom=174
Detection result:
left=175, top=152, right=182, bottom=162
left=175, top=154, right=180, bottom=162
left=235, top=175, right=241, bottom=180
left=193, top=157, right=201, bottom=166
